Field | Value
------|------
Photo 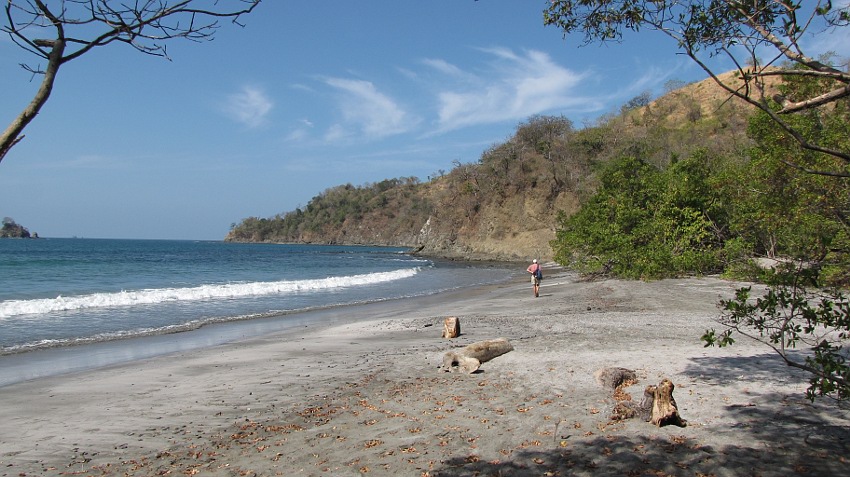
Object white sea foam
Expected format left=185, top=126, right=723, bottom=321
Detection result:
left=0, top=268, right=419, bottom=319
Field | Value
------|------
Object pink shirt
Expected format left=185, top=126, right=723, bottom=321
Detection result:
left=527, top=263, right=541, bottom=275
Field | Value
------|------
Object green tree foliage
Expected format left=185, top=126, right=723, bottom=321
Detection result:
left=725, top=64, right=850, bottom=286
left=551, top=152, right=727, bottom=279
left=550, top=67, right=850, bottom=399
left=228, top=177, right=428, bottom=244
left=701, top=69, right=850, bottom=400
left=703, top=278, right=850, bottom=401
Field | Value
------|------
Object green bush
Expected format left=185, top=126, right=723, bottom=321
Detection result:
left=551, top=153, right=728, bottom=279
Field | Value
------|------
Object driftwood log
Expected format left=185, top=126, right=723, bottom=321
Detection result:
left=442, top=316, right=460, bottom=338
left=442, top=338, right=513, bottom=373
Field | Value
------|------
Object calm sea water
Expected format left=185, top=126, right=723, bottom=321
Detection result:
left=0, top=239, right=514, bottom=355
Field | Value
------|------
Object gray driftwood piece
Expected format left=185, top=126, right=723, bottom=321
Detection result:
left=442, top=338, right=513, bottom=373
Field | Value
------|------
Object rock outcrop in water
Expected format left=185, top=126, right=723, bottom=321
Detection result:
left=1, top=218, right=33, bottom=238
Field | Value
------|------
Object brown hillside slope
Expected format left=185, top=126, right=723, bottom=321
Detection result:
left=226, top=71, right=759, bottom=261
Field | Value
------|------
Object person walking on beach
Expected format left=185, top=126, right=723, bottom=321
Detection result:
left=527, top=259, right=542, bottom=297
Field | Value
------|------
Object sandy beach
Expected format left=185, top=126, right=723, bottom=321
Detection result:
left=1, top=269, right=848, bottom=476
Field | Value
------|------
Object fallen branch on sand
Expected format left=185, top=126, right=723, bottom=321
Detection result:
left=441, top=338, right=513, bottom=373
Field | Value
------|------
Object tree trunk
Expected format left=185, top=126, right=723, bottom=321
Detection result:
left=0, top=39, right=65, bottom=164
left=442, top=338, right=513, bottom=373
left=442, top=316, right=460, bottom=338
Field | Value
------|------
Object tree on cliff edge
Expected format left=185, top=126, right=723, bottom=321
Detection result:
left=0, top=0, right=261, bottom=166
left=544, top=0, right=850, bottom=177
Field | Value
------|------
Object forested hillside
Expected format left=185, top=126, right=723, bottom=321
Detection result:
left=228, top=69, right=848, bottom=287
left=227, top=72, right=756, bottom=261
left=549, top=69, right=849, bottom=286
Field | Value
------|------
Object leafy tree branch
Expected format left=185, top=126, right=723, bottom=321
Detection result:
left=544, top=0, right=850, bottom=174
left=703, top=274, right=850, bottom=400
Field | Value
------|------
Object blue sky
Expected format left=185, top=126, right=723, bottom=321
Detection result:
left=1, top=1, right=846, bottom=240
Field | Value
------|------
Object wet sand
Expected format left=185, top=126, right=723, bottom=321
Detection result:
left=1, top=269, right=848, bottom=476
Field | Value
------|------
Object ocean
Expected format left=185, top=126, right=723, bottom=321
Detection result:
left=0, top=239, right=515, bottom=385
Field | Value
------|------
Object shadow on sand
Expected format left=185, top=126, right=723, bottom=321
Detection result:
left=431, top=352, right=850, bottom=477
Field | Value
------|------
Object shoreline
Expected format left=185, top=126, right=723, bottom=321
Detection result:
left=0, top=267, right=519, bottom=387
left=1, top=271, right=849, bottom=476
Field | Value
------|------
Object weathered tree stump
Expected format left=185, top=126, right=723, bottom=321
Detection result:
left=632, top=379, right=686, bottom=427
left=442, top=316, right=460, bottom=338
left=650, top=379, right=686, bottom=427
left=442, top=338, right=513, bottom=373
left=596, top=368, right=686, bottom=427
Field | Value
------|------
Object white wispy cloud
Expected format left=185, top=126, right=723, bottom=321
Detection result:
left=433, top=48, right=597, bottom=132
left=284, top=128, right=309, bottom=142
left=616, top=64, right=680, bottom=98
left=421, top=58, right=476, bottom=81
left=221, top=85, right=273, bottom=128
left=41, top=154, right=122, bottom=170
left=323, top=77, right=415, bottom=140
left=282, top=118, right=315, bottom=142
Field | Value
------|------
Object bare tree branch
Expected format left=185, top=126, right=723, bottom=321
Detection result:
left=1, top=0, right=261, bottom=165
left=773, top=83, right=850, bottom=113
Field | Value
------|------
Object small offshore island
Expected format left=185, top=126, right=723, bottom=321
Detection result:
left=0, top=217, right=36, bottom=238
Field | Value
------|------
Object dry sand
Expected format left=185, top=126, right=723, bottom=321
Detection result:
left=1, top=269, right=849, bottom=476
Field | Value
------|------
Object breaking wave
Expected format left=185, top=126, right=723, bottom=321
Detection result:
left=0, top=268, right=419, bottom=319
